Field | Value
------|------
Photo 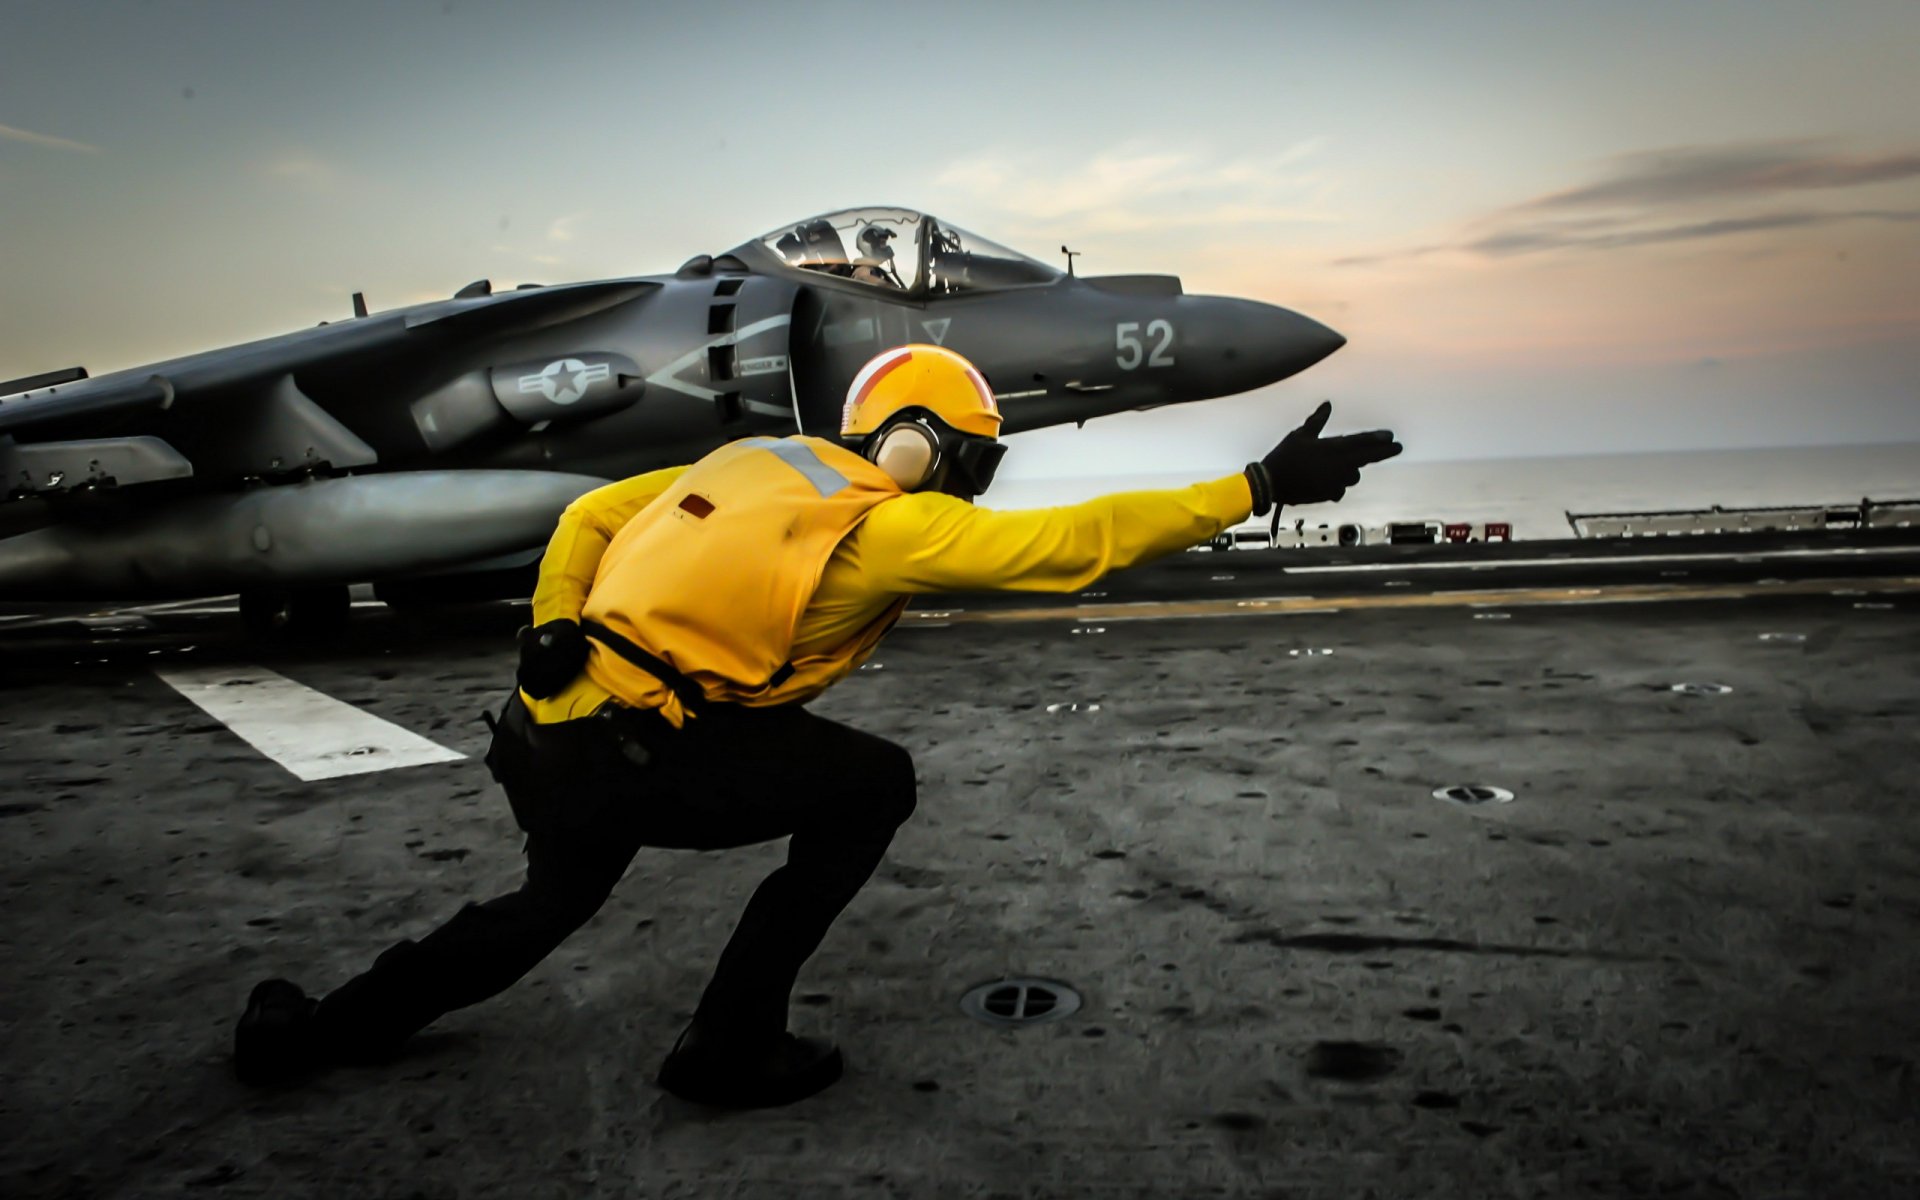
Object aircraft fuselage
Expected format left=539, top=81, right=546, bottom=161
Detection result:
left=0, top=206, right=1344, bottom=607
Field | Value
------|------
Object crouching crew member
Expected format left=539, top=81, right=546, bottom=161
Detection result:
left=233, top=344, right=1400, bottom=1107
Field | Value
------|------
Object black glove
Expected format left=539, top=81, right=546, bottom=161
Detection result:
left=1246, top=400, right=1402, bottom=515
left=515, top=619, right=589, bottom=699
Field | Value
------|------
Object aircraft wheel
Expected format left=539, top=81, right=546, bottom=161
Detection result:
left=239, top=585, right=350, bottom=640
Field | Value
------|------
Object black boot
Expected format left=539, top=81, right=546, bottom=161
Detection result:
left=233, top=978, right=320, bottom=1086
left=655, top=1019, right=844, bottom=1108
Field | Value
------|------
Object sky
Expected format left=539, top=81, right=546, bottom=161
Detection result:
left=2, top=0, right=1916, bottom=477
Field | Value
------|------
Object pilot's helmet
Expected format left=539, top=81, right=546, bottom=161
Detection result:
left=856, top=225, right=896, bottom=262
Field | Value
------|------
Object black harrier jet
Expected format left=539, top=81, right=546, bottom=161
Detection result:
left=0, top=207, right=1344, bottom=634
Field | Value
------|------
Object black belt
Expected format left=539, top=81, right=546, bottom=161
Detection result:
left=580, top=620, right=711, bottom=716
left=578, top=621, right=797, bottom=716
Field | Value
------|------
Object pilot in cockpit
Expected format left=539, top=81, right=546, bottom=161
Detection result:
left=773, top=220, right=904, bottom=289
left=849, top=225, right=904, bottom=289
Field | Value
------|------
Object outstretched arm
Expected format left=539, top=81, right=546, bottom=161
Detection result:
left=852, top=401, right=1400, bottom=596
left=530, top=466, right=690, bottom=624
left=855, top=473, right=1255, bottom=594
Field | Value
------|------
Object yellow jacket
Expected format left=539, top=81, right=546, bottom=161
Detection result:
left=580, top=436, right=909, bottom=719
left=525, top=439, right=1254, bottom=727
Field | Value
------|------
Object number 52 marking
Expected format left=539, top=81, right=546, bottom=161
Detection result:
left=1116, top=320, right=1175, bottom=370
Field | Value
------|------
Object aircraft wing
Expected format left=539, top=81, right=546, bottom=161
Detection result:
left=0, top=373, right=177, bottom=438
left=0, top=279, right=657, bottom=495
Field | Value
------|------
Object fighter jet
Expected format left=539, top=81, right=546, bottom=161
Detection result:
left=0, top=206, right=1344, bottom=635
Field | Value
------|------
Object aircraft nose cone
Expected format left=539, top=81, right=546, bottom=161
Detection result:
left=1281, top=307, right=1347, bottom=370
left=1239, top=300, right=1346, bottom=381
left=1178, top=297, right=1346, bottom=395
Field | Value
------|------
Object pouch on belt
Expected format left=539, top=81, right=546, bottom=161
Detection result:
left=482, top=692, right=655, bottom=836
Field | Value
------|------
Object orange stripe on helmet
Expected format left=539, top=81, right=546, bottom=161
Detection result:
left=840, top=346, right=916, bottom=435
left=851, top=348, right=914, bottom=412
left=963, top=363, right=998, bottom=413
left=840, top=343, right=1002, bottom=439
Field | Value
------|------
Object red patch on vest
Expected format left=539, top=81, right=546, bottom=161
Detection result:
left=678, top=494, right=716, bottom=519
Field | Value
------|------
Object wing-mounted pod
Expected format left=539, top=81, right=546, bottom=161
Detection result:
left=409, top=352, right=643, bottom=453
left=644, top=275, right=800, bottom=431
left=0, top=469, right=606, bottom=598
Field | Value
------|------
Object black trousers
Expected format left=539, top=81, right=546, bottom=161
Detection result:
left=312, top=696, right=917, bottom=1058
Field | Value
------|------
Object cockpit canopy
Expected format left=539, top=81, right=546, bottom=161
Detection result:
left=756, top=207, right=1062, bottom=295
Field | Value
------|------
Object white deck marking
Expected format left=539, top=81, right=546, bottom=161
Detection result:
left=900, top=574, right=1920, bottom=628
left=129, top=599, right=391, bottom=617
left=1284, top=545, right=1914, bottom=574
left=131, top=595, right=242, bottom=612
left=156, top=665, right=466, bottom=781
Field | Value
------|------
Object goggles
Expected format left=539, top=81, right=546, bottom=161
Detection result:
left=946, top=434, right=1007, bottom=496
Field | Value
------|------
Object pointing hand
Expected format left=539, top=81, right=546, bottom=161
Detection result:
left=1246, top=400, right=1401, bottom=514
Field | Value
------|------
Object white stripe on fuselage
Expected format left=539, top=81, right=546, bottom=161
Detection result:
left=645, top=314, right=793, bottom=402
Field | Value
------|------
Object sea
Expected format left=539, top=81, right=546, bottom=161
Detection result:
left=982, top=443, right=1920, bottom=541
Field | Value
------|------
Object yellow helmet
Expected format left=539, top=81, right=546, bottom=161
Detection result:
left=840, top=344, right=1002, bottom=440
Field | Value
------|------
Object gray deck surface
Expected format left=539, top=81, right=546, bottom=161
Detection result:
left=2, top=542, right=1917, bottom=1199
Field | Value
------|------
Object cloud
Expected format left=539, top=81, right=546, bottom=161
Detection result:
left=546, top=213, right=586, bottom=243
left=933, top=141, right=1342, bottom=235
left=1520, top=141, right=1920, bottom=211
left=1466, top=208, right=1920, bottom=257
left=1333, top=244, right=1445, bottom=268
left=0, top=121, right=100, bottom=154
left=1336, top=139, right=1920, bottom=266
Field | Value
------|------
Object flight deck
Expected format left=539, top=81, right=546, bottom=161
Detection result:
left=1, top=531, right=1917, bottom=1198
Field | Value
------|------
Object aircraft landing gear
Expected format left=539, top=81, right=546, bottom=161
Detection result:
left=239, top=585, right=350, bottom=640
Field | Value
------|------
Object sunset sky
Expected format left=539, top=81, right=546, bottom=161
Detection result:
left=3, top=0, right=1915, bottom=474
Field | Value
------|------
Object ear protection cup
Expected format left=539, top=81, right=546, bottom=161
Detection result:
left=870, top=422, right=938, bottom=490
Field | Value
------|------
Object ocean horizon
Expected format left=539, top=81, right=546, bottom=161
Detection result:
left=984, top=442, right=1920, bottom=539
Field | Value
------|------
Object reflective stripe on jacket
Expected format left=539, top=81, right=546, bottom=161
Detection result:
left=577, top=436, right=907, bottom=725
